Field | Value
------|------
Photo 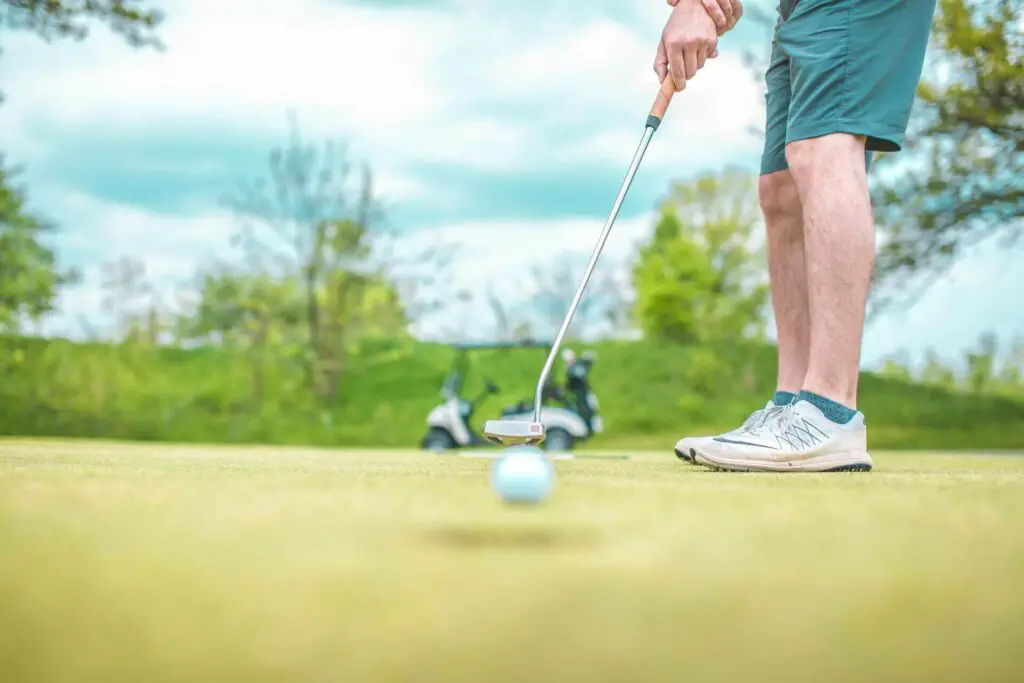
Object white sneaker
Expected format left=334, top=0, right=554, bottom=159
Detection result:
left=691, top=400, right=874, bottom=472
left=674, top=400, right=782, bottom=464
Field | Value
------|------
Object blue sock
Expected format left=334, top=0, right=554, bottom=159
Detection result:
left=797, top=390, right=858, bottom=424
left=772, top=390, right=797, bottom=406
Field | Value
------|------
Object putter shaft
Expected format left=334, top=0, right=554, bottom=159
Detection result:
left=532, top=123, right=657, bottom=423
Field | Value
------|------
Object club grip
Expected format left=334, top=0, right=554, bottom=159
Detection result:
left=647, top=75, right=675, bottom=130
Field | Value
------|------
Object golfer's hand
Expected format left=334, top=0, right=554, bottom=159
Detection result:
left=667, top=0, right=743, bottom=36
left=654, top=0, right=719, bottom=91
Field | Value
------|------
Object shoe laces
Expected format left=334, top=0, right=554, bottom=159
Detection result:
left=775, top=403, right=798, bottom=435
left=738, top=410, right=763, bottom=431
left=759, top=403, right=829, bottom=450
left=748, top=403, right=794, bottom=436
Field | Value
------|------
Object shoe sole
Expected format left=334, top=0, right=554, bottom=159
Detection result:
left=674, top=445, right=696, bottom=464
left=692, top=448, right=874, bottom=473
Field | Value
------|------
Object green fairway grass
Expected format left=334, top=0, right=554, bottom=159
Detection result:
left=2, top=440, right=1023, bottom=682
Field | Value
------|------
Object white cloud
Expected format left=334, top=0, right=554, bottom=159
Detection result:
left=3, top=0, right=447, bottom=134
left=406, top=213, right=653, bottom=260
left=0, top=0, right=760, bottom=174
left=48, top=192, right=234, bottom=271
left=555, top=52, right=763, bottom=169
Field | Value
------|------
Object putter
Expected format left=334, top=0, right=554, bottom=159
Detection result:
left=483, top=75, right=677, bottom=447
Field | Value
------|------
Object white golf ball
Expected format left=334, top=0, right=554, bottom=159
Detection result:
left=491, top=446, right=554, bottom=504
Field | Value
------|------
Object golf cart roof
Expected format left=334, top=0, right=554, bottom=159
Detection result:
left=450, top=340, right=552, bottom=351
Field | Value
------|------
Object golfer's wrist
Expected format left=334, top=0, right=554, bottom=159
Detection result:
left=700, top=0, right=740, bottom=34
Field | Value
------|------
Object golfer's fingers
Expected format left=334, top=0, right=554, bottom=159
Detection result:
left=654, top=39, right=669, bottom=82
left=666, top=0, right=679, bottom=6
left=710, top=48, right=719, bottom=58
left=682, top=44, right=698, bottom=80
left=722, top=0, right=736, bottom=25
left=667, top=44, right=687, bottom=91
left=730, top=0, right=744, bottom=27
left=696, top=44, right=708, bottom=72
left=701, top=0, right=728, bottom=32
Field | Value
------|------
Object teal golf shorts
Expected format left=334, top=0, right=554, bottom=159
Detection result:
left=761, top=0, right=938, bottom=175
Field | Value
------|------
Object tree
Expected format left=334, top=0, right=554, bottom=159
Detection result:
left=477, top=285, right=531, bottom=343
left=920, top=348, right=958, bottom=389
left=186, top=266, right=303, bottom=345
left=99, top=255, right=151, bottom=340
left=225, top=115, right=409, bottom=399
left=0, top=158, right=78, bottom=331
left=879, top=350, right=914, bottom=382
left=184, top=266, right=305, bottom=404
left=1, top=0, right=163, bottom=105
left=0, top=2, right=163, bottom=329
left=526, top=254, right=625, bottom=340
left=632, top=168, right=769, bottom=344
left=870, top=0, right=1022, bottom=310
left=965, top=331, right=999, bottom=394
left=995, top=336, right=1024, bottom=392
left=0, top=0, right=163, bottom=47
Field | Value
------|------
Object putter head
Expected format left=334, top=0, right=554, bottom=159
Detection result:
left=483, top=420, right=546, bottom=447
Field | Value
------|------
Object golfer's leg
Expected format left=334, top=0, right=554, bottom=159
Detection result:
left=780, top=0, right=936, bottom=414
left=760, top=170, right=807, bottom=400
left=786, top=135, right=873, bottom=408
left=672, top=19, right=797, bottom=463
left=759, top=21, right=805, bottom=405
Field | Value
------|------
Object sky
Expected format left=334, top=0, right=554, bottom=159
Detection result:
left=1, top=0, right=1021, bottom=369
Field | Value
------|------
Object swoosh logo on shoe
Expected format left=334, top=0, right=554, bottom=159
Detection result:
left=712, top=437, right=778, bottom=449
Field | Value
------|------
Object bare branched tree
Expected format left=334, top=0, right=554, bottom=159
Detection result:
left=527, top=254, right=626, bottom=340
left=222, top=113, right=402, bottom=399
left=99, top=256, right=153, bottom=341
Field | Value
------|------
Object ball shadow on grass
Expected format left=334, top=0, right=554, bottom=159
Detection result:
left=420, top=523, right=600, bottom=551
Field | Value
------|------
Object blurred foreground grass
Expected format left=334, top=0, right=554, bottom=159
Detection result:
left=1, top=439, right=1023, bottom=682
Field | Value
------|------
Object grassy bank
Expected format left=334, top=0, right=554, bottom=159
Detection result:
left=1, top=336, right=1022, bottom=449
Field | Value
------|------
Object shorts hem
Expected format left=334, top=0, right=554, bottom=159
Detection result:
left=786, top=120, right=904, bottom=152
left=759, top=157, right=790, bottom=176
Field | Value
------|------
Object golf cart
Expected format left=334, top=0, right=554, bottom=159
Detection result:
left=420, top=342, right=603, bottom=453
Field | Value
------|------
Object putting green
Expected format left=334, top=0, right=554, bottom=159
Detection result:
left=1, top=440, right=1022, bottom=682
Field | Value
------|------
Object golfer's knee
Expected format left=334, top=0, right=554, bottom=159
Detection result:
left=785, top=134, right=865, bottom=182
left=758, top=170, right=800, bottom=224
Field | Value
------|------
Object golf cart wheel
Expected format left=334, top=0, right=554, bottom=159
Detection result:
left=543, top=427, right=574, bottom=453
left=423, top=427, right=457, bottom=452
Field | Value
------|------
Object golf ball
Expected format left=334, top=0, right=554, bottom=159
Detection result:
left=491, top=446, right=554, bottom=504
